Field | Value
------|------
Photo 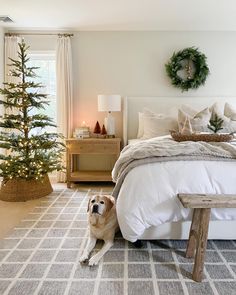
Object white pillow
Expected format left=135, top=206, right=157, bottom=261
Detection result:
left=178, top=107, right=211, bottom=133
left=210, top=102, right=226, bottom=118
left=224, top=102, right=236, bottom=121
left=141, top=115, right=178, bottom=139
left=137, top=108, right=164, bottom=138
left=180, top=104, right=199, bottom=117
left=210, top=102, right=236, bottom=133
left=181, top=117, right=193, bottom=135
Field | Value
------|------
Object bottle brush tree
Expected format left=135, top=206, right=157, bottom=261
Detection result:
left=207, top=113, right=224, bottom=133
left=0, top=41, right=64, bottom=184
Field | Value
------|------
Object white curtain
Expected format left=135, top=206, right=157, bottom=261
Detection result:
left=5, top=35, right=22, bottom=86
left=56, top=35, right=73, bottom=182
left=1, top=36, right=22, bottom=155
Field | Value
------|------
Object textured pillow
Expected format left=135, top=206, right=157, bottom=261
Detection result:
left=180, top=104, right=199, bottom=117
left=210, top=102, right=226, bottom=118
left=142, top=115, right=178, bottom=139
left=224, top=102, right=236, bottom=121
left=210, top=102, right=236, bottom=133
left=178, top=107, right=211, bottom=132
left=181, top=117, right=193, bottom=135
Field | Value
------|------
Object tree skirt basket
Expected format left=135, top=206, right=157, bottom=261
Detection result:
left=170, top=131, right=234, bottom=142
left=0, top=174, right=53, bottom=202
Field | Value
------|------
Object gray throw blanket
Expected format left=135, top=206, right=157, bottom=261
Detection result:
left=112, top=137, right=236, bottom=198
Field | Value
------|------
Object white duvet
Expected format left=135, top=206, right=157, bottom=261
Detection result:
left=116, top=158, right=236, bottom=242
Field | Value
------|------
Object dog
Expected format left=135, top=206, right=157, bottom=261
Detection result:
left=79, top=194, right=119, bottom=266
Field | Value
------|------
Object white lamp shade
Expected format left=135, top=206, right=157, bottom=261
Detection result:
left=98, top=95, right=121, bottom=112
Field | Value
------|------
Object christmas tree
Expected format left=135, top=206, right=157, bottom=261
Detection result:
left=0, top=41, right=64, bottom=183
left=93, top=121, right=101, bottom=134
left=207, top=113, right=224, bottom=133
left=101, top=124, right=107, bottom=135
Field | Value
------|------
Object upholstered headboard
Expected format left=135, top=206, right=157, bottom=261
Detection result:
left=123, top=96, right=236, bottom=145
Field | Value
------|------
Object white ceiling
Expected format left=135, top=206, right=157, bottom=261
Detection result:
left=1, top=0, right=236, bottom=31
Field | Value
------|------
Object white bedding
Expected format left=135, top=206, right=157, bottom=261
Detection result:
left=116, top=159, right=236, bottom=242
left=127, top=139, right=143, bottom=145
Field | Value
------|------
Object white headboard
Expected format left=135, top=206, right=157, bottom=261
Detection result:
left=123, top=96, right=236, bottom=145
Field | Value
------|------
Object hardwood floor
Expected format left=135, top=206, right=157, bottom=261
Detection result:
left=0, top=182, right=114, bottom=239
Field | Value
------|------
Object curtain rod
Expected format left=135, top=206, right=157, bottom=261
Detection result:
left=5, top=33, right=74, bottom=37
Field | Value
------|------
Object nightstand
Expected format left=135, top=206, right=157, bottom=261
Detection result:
left=66, top=138, right=121, bottom=188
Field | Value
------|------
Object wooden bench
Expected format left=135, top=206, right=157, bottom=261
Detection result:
left=178, top=193, right=236, bottom=282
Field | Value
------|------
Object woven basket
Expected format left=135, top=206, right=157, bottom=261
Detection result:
left=0, top=174, right=53, bottom=202
left=170, top=131, right=234, bottom=142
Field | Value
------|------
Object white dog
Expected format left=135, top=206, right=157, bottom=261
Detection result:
left=79, top=194, right=119, bottom=266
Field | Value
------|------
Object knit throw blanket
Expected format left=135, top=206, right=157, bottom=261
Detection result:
left=112, top=137, right=236, bottom=198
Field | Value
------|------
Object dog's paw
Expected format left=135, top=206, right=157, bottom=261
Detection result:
left=79, top=254, right=89, bottom=264
left=88, top=255, right=100, bottom=266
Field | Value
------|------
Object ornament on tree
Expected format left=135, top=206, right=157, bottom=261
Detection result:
left=93, top=121, right=101, bottom=134
left=207, top=113, right=224, bottom=133
left=101, top=124, right=107, bottom=135
left=0, top=41, right=64, bottom=183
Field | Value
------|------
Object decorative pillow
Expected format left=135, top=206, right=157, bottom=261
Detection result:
left=224, top=102, right=236, bottom=121
left=137, top=108, right=164, bottom=138
left=210, top=102, right=226, bottom=118
left=178, top=107, right=211, bottom=133
left=137, top=112, right=145, bottom=138
left=142, top=115, right=178, bottom=139
left=181, top=117, right=193, bottom=135
left=180, top=104, right=199, bottom=117
left=210, top=102, right=236, bottom=133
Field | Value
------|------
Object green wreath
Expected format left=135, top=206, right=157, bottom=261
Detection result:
left=165, top=47, right=209, bottom=91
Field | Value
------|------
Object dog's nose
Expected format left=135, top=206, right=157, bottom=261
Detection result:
left=92, top=204, right=99, bottom=213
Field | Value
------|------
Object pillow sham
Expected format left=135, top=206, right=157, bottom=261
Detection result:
left=137, top=108, right=164, bottom=138
left=181, top=117, right=193, bottom=135
left=178, top=107, right=211, bottom=133
left=210, top=102, right=236, bottom=133
left=224, top=102, right=236, bottom=121
left=142, top=115, right=178, bottom=139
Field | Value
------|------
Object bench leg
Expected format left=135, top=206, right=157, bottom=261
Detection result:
left=186, top=208, right=201, bottom=258
left=192, top=208, right=211, bottom=282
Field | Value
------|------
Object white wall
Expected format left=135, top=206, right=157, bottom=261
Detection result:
left=74, top=31, right=236, bottom=138
left=14, top=31, right=236, bottom=137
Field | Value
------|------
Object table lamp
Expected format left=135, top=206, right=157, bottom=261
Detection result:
left=98, top=95, right=121, bottom=136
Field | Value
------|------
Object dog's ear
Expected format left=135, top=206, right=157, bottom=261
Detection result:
left=104, top=195, right=115, bottom=212
left=87, top=197, right=91, bottom=212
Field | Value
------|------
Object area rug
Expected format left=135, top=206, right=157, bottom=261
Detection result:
left=0, top=187, right=235, bottom=295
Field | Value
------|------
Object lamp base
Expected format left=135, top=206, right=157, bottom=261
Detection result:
left=104, top=113, right=115, bottom=136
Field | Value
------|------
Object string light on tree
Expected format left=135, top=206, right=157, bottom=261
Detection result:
left=0, top=41, right=65, bottom=183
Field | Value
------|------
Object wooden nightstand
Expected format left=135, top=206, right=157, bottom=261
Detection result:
left=66, top=138, right=121, bottom=188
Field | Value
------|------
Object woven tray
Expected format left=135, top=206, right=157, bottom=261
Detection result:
left=170, top=131, right=234, bottom=142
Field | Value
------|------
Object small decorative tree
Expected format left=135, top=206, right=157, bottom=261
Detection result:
left=93, top=121, right=101, bottom=134
left=0, top=41, right=64, bottom=201
left=207, top=113, right=224, bottom=133
left=101, top=124, right=107, bottom=135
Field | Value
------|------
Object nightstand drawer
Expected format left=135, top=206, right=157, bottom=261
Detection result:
left=68, top=143, right=118, bottom=154
left=93, top=143, right=118, bottom=154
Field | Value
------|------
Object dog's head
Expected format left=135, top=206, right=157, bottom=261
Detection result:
left=87, top=195, right=115, bottom=217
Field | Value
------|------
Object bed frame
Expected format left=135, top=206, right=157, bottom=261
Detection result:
left=122, top=96, right=236, bottom=239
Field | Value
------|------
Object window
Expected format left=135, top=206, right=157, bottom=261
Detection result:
left=28, top=52, right=56, bottom=132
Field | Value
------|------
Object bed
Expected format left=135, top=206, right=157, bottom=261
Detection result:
left=113, top=96, right=236, bottom=242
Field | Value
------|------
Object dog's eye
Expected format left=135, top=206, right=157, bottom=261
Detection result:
left=100, top=201, right=104, bottom=204
left=91, top=200, right=95, bottom=203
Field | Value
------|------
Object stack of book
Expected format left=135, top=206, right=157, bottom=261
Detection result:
left=74, top=126, right=90, bottom=138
